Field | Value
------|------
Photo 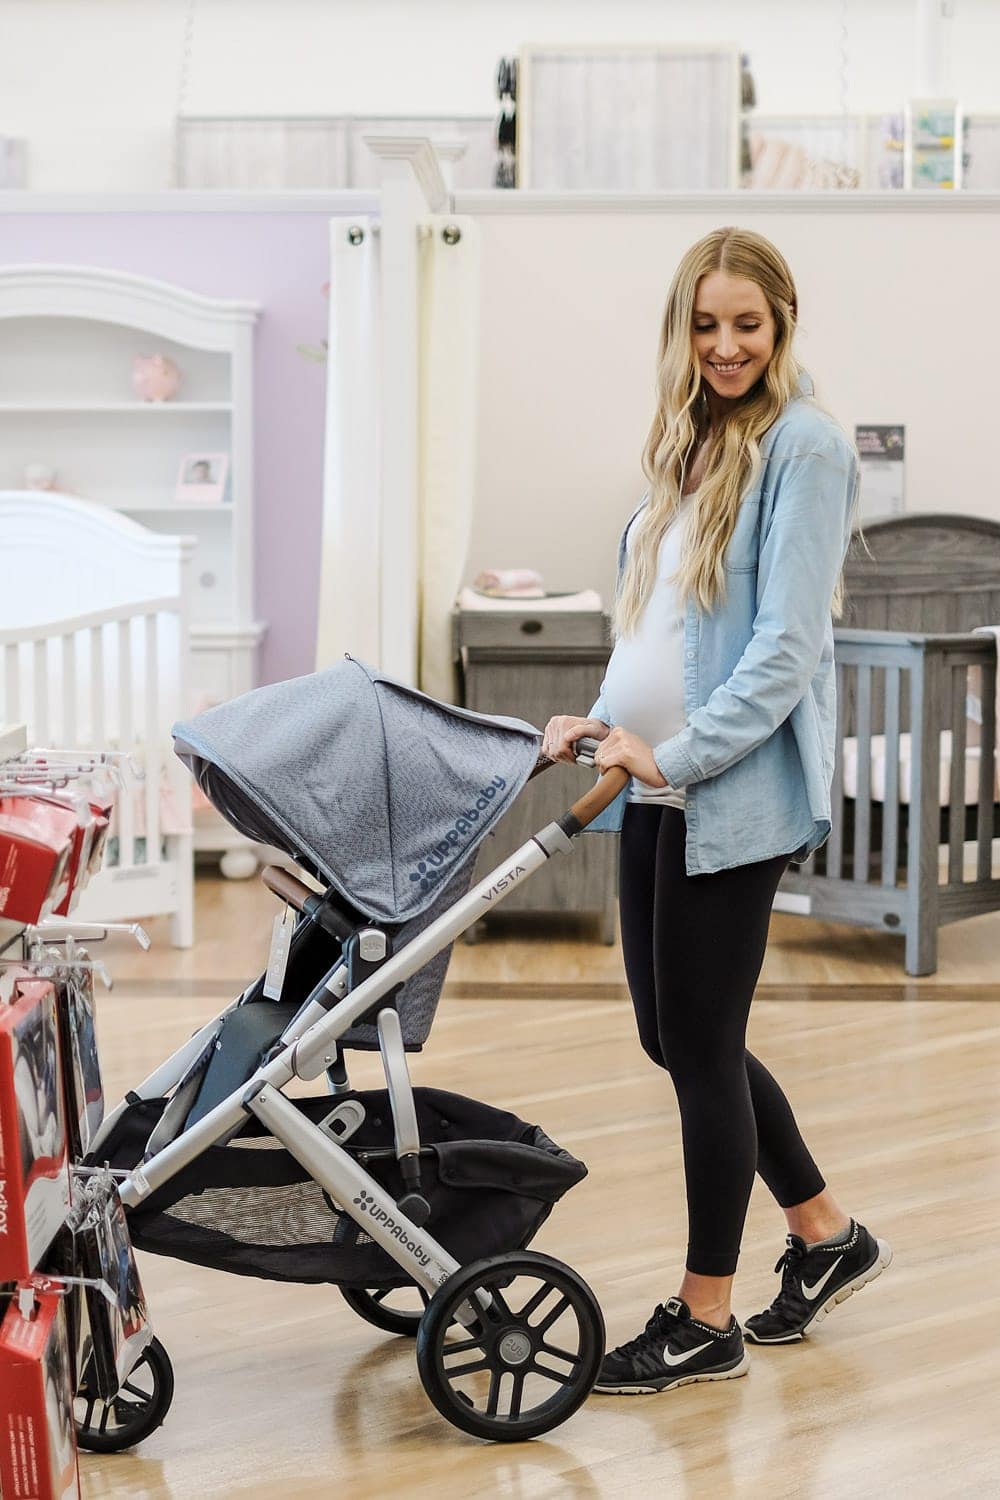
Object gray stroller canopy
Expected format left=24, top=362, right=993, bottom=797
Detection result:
left=173, top=655, right=542, bottom=924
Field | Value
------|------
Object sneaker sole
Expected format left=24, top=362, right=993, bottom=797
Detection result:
left=592, top=1349, right=751, bottom=1395
left=744, top=1237, right=894, bottom=1345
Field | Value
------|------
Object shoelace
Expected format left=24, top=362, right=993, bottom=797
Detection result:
left=770, top=1238, right=807, bottom=1310
left=613, top=1301, right=683, bottom=1360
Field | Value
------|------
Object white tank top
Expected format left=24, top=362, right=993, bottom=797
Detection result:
left=601, top=491, right=698, bottom=810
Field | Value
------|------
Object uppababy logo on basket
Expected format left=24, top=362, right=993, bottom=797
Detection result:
left=353, top=1190, right=431, bottom=1266
left=407, top=776, right=507, bottom=895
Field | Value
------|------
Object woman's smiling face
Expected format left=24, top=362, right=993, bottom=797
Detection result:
left=692, top=271, right=777, bottom=407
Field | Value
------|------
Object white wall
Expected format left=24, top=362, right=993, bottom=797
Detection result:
left=459, top=197, right=1000, bottom=615
left=3, top=0, right=1000, bottom=191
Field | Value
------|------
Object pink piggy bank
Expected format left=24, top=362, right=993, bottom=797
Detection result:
left=132, top=353, right=182, bottom=402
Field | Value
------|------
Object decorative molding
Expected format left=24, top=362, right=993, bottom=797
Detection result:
left=190, top=621, right=267, bottom=648
left=0, top=191, right=381, bottom=214
left=453, top=189, right=1000, bottom=215
left=0, top=265, right=259, bottom=351
left=362, top=137, right=448, bottom=211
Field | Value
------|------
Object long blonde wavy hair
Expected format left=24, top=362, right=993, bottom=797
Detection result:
left=614, top=227, right=862, bottom=638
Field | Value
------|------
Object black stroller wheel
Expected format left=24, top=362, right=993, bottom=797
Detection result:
left=415, top=1251, right=604, bottom=1442
left=339, top=1283, right=430, bottom=1336
left=74, top=1337, right=174, bottom=1453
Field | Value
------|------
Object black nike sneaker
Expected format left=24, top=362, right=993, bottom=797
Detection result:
left=592, top=1295, right=749, bottom=1394
left=743, top=1219, right=893, bottom=1344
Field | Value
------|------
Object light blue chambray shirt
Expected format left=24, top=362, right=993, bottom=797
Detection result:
left=584, top=370, right=860, bottom=874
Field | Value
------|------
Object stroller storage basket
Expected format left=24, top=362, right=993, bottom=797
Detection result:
left=97, top=1087, right=587, bottom=1289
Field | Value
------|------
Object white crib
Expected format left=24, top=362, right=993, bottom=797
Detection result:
left=0, top=490, right=195, bottom=946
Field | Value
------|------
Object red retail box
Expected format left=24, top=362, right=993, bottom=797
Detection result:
left=51, top=810, right=99, bottom=919
left=0, top=975, right=71, bottom=1281
left=0, top=1286, right=81, bottom=1500
left=0, top=798, right=77, bottom=925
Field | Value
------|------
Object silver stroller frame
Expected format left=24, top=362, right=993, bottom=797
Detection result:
left=90, top=753, right=626, bottom=1312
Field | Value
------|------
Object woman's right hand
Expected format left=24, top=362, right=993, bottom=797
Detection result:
left=541, top=715, right=611, bottom=764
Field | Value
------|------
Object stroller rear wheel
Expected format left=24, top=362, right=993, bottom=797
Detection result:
left=415, top=1251, right=604, bottom=1442
left=339, top=1283, right=430, bottom=1336
left=74, top=1337, right=174, bottom=1453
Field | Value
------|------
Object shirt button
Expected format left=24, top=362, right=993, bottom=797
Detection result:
left=686, top=650, right=695, bottom=660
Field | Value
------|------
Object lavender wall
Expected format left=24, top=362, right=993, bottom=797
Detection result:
left=0, top=213, right=331, bottom=684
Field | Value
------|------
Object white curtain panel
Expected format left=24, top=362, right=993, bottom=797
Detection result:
left=416, top=215, right=481, bottom=702
left=316, top=218, right=381, bottom=671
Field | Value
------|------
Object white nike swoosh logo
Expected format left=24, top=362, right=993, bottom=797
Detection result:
left=801, top=1255, right=844, bottom=1301
left=661, top=1340, right=715, bottom=1367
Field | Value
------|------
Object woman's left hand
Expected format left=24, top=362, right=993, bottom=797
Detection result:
left=593, top=727, right=668, bottom=788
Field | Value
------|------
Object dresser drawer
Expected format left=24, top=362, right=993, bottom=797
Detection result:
left=455, top=609, right=611, bottom=654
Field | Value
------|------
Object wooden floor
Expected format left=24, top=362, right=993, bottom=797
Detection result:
left=80, top=873, right=1000, bottom=1499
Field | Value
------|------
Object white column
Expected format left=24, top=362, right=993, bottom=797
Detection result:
left=915, top=0, right=955, bottom=96
left=363, top=137, right=447, bottom=686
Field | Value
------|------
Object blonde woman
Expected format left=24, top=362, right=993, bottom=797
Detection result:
left=542, top=227, right=892, bottom=1395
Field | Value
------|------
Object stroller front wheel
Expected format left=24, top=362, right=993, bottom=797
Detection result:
left=74, top=1336, right=174, bottom=1453
left=415, top=1251, right=604, bottom=1442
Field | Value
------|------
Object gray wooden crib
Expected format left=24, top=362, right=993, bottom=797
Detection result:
left=776, top=513, right=1000, bottom=976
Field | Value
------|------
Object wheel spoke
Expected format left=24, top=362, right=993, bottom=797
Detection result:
left=518, top=1282, right=556, bottom=1323
left=485, top=1369, right=501, bottom=1417
left=480, top=1286, right=512, bottom=1325
left=509, top=1372, right=525, bottom=1420
left=121, top=1380, right=148, bottom=1401
left=538, top=1341, right=583, bottom=1369
left=536, top=1293, right=571, bottom=1333
left=442, top=1336, right=485, bottom=1357
left=99, top=1402, right=112, bottom=1435
left=528, top=1359, right=574, bottom=1387
left=444, top=1357, right=491, bottom=1379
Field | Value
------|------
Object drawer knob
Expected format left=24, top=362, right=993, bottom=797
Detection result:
left=520, top=619, right=543, bottom=635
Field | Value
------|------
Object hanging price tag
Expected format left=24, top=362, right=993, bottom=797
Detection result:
left=263, top=903, right=294, bottom=1000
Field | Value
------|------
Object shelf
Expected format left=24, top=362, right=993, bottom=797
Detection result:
left=0, top=401, right=232, bottom=413
left=115, top=501, right=232, bottom=514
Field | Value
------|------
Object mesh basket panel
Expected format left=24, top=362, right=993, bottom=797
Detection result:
left=103, top=1087, right=587, bottom=1288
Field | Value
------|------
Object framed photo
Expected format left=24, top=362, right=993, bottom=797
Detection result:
left=174, top=451, right=229, bottom=504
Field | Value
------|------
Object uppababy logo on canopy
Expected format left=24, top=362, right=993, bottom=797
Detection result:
left=408, top=776, right=506, bottom=895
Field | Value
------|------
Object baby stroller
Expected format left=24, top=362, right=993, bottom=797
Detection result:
left=85, top=656, right=626, bottom=1444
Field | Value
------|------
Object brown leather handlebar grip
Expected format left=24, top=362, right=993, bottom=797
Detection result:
left=568, top=765, right=630, bottom=828
left=261, top=864, right=315, bottom=913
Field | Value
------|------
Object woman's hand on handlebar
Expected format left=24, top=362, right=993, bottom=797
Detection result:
left=594, top=727, right=668, bottom=788
left=541, top=715, right=611, bottom=764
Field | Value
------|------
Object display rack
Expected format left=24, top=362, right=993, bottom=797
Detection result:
left=0, top=722, right=28, bottom=958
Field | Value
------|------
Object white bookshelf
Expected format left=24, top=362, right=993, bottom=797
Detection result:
left=0, top=267, right=265, bottom=866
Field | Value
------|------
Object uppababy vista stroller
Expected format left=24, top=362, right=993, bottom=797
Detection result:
left=85, top=656, right=627, bottom=1443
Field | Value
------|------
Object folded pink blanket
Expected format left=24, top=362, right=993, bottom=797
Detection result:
left=473, top=567, right=545, bottom=598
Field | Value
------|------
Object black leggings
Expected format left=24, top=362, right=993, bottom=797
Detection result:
left=618, top=802, right=826, bottom=1277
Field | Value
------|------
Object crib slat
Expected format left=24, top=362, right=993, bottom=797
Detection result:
left=33, top=639, right=49, bottom=745
left=978, top=648, right=997, bottom=882
left=948, top=663, right=967, bottom=883
left=143, top=613, right=160, bottom=865
left=90, top=626, right=106, bottom=749
left=854, top=664, right=872, bottom=883
left=882, top=666, right=901, bottom=887
left=3, top=643, right=19, bottom=723
left=117, top=620, right=135, bottom=866
left=61, top=634, right=77, bottom=745
left=828, top=660, right=846, bottom=879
